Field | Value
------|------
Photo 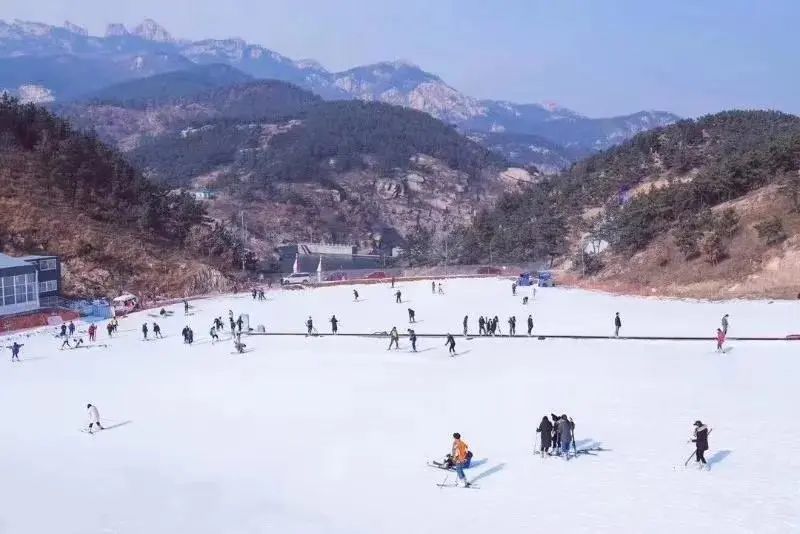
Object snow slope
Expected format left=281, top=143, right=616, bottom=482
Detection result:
left=0, top=279, right=798, bottom=534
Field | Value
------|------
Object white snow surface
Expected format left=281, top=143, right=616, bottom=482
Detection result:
left=1, top=279, right=799, bottom=534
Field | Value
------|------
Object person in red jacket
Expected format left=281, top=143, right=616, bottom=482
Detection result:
left=716, top=328, right=726, bottom=352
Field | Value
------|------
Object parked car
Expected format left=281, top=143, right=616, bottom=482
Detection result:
left=477, top=266, right=502, bottom=275
left=537, top=271, right=555, bottom=287
left=366, top=271, right=388, bottom=279
left=281, top=272, right=312, bottom=285
left=326, top=272, right=348, bottom=281
left=517, top=272, right=534, bottom=286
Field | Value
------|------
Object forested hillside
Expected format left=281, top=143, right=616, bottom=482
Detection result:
left=62, top=80, right=523, bottom=253
left=451, top=111, right=800, bottom=298
left=129, top=98, right=504, bottom=187
left=0, top=96, right=249, bottom=296
left=81, top=63, right=254, bottom=107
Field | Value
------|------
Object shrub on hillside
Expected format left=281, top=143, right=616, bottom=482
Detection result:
left=754, top=217, right=787, bottom=245
left=673, top=217, right=702, bottom=260
left=702, top=231, right=728, bottom=264
left=714, top=208, right=740, bottom=238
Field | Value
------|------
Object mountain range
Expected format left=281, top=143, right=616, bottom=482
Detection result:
left=0, top=18, right=679, bottom=169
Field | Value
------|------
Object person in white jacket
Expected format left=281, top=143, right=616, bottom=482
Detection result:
left=87, top=403, right=104, bottom=433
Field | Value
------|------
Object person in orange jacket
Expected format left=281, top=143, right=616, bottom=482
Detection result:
left=716, top=328, right=726, bottom=352
left=451, top=432, right=473, bottom=487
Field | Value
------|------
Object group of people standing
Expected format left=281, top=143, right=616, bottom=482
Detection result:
left=472, top=314, right=534, bottom=336
left=536, top=414, right=576, bottom=458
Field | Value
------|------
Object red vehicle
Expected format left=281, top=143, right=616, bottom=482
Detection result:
left=366, top=271, right=388, bottom=279
left=477, top=266, right=502, bottom=275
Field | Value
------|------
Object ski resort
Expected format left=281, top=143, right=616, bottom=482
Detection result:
left=1, top=278, right=798, bottom=533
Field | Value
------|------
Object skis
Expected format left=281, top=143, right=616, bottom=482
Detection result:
left=436, top=482, right=479, bottom=489
left=427, top=462, right=453, bottom=471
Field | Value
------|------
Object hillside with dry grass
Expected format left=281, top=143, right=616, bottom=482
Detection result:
left=0, top=96, right=243, bottom=298
left=453, top=111, right=800, bottom=299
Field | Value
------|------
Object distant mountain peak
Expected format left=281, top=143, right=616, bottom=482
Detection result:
left=105, top=23, right=129, bottom=37
left=295, top=58, right=325, bottom=71
left=132, top=19, right=173, bottom=43
left=62, top=20, right=88, bottom=36
left=9, top=19, right=54, bottom=37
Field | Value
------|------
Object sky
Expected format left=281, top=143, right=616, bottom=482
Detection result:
left=3, top=0, right=798, bottom=117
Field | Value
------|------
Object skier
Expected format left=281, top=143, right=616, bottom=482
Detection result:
left=142, top=323, right=149, bottom=340
left=181, top=326, right=190, bottom=344
left=233, top=332, right=247, bottom=354
left=153, top=322, right=162, bottom=339
left=478, top=316, right=486, bottom=336
left=395, top=290, right=402, bottom=304
left=408, top=308, right=416, bottom=323
left=258, top=289, right=265, bottom=301
left=9, top=342, right=23, bottom=362
left=551, top=414, right=561, bottom=451
left=160, top=308, right=168, bottom=317
left=184, top=300, right=190, bottom=315
left=330, top=315, right=339, bottom=334
left=391, top=276, right=395, bottom=288
left=508, top=316, right=516, bottom=336
left=450, top=433, right=472, bottom=487
left=106, top=322, right=113, bottom=338
left=614, top=312, right=622, bottom=337
left=353, top=289, right=359, bottom=302
left=536, top=415, right=553, bottom=455
left=251, top=289, right=257, bottom=300
left=236, top=315, right=243, bottom=333
left=387, top=327, right=400, bottom=350
left=716, top=328, right=726, bottom=352
left=557, top=414, right=573, bottom=459
left=721, top=314, right=729, bottom=335
left=445, top=333, right=456, bottom=356
left=522, top=296, right=529, bottom=305
left=86, top=403, right=104, bottom=433
left=60, top=337, right=73, bottom=350
left=493, top=316, right=501, bottom=335
left=438, top=283, right=443, bottom=295
left=463, top=315, right=468, bottom=337
left=229, top=316, right=236, bottom=332
left=306, top=316, right=314, bottom=336
left=512, top=282, right=517, bottom=296
left=60, top=324, right=67, bottom=337
left=431, top=281, right=436, bottom=294
left=209, top=325, right=219, bottom=344
left=690, top=420, right=710, bottom=469
left=408, top=329, right=417, bottom=352
left=527, top=314, right=533, bottom=336
left=87, top=323, right=97, bottom=342
left=68, top=321, right=75, bottom=336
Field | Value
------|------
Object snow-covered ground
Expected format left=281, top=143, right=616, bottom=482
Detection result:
left=1, top=279, right=798, bottom=534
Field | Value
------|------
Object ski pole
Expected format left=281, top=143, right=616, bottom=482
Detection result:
left=683, top=449, right=696, bottom=466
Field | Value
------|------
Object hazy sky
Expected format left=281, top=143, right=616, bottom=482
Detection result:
left=3, top=0, right=798, bottom=117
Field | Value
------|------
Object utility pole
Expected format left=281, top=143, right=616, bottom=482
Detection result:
left=444, top=238, right=449, bottom=277
left=240, top=211, right=246, bottom=272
